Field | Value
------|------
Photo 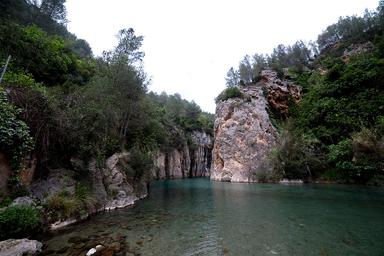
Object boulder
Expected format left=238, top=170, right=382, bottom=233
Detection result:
left=10, top=196, right=35, bottom=207
left=0, top=239, right=42, bottom=256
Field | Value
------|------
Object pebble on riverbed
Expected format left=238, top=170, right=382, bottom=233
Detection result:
left=54, top=232, right=132, bottom=256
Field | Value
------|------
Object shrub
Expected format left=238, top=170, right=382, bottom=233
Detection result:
left=271, top=123, right=325, bottom=180
left=75, top=183, right=97, bottom=211
left=0, top=206, right=42, bottom=239
left=0, top=196, right=12, bottom=208
left=215, top=87, right=243, bottom=103
left=46, top=193, right=79, bottom=220
left=46, top=186, right=97, bottom=221
left=252, top=170, right=268, bottom=183
left=120, top=148, right=153, bottom=182
left=326, top=128, right=384, bottom=183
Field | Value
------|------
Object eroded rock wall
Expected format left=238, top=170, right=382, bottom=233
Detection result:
left=211, top=69, right=301, bottom=183
left=31, top=152, right=148, bottom=226
left=190, top=131, right=213, bottom=177
left=152, top=131, right=213, bottom=179
left=211, top=86, right=277, bottom=182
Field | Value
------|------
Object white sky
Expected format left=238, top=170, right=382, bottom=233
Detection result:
left=65, top=0, right=379, bottom=113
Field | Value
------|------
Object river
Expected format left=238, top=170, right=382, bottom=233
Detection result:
left=41, top=178, right=384, bottom=255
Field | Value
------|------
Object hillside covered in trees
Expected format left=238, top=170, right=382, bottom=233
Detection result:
left=220, top=2, right=384, bottom=185
left=0, top=0, right=213, bottom=238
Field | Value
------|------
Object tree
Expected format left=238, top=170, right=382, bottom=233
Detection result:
left=252, top=54, right=267, bottom=78
left=238, top=55, right=253, bottom=83
left=0, top=23, right=93, bottom=86
left=114, top=28, right=145, bottom=64
left=225, top=67, right=240, bottom=87
left=40, top=0, right=67, bottom=24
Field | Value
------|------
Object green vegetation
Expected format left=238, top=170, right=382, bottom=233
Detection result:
left=227, top=2, right=384, bottom=184
left=0, top=205, right=42, bottom=239
left=0, top=0, right=213, bottom=201
left=215, top=87, right=244, bottom=103
left=0, top=90, right=33, bottom=170
left=45, top=186, right=97, bottom=221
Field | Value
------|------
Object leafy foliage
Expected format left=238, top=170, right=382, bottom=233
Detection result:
left=0, top=205, right=42, bottom=239
left=0, top=22, right=93, bottom=86
left=0, top=90, right=33, bottom=170
left=271, top=123, right=325, bottom=180
left=120, top=148, right=153, bottom=183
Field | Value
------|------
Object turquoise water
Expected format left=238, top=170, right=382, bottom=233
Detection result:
left=42, top=178, right=384, bottom=255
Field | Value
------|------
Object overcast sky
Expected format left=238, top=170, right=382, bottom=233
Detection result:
left=65, top=0, right=378, bottom=113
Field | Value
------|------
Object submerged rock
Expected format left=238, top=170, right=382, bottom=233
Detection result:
left=0, top=239, right=42, bottom=256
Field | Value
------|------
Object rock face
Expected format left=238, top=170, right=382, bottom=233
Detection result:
left=30, top=152, right=148, bottom=229
left=261, top=69, right=301, bottom=119
left=102, top=152, right=147, bottom=210
left=190, top=131, right=213, bottom=177
left=0, top=239, right=42, bottom=256
left=151, top=131, right=213, bottom=179
left=342, top=41, right=374, bottom=63
left=31, top=169, right=77, bottom=201
left=211, top=70, right=301, bottom=183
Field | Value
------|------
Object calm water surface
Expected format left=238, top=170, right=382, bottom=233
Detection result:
left=42, top=178, right=384, bottom=255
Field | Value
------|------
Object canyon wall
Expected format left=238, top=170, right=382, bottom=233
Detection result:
left=152, top=131, right=213, bottom=179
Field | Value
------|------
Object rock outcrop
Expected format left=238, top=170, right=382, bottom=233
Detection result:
left=211, top=70, right=301, bottom=183
left=30, top=152, right=148, bottom=229
left=102, top=152, right=147, bottom=210
left=151, top=131, right=213, bottom=179
left=260, top=69, right=301, bottom=119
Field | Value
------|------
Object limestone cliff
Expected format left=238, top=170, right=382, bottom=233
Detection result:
left=211, top=70, right=301, bottom=182
left=152, top=131, right=213, bottom=179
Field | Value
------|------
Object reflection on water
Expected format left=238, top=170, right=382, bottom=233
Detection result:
left=41, top=178, right=384, bottom=255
